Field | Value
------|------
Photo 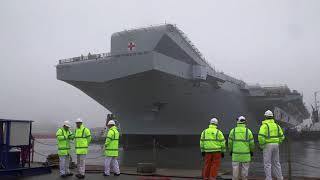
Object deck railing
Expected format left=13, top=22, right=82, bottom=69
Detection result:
left=58, top=51, right=152, bottom=65
left=170, top=24, right=214, bottom=70
left=59, top=52, right=112, bottom=64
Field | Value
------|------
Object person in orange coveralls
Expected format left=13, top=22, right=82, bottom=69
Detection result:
left=200, top=117, right=226, bottom=180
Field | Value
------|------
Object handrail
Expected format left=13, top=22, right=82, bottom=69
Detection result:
left=171, top=24, right=214, bottom=71
left=59, top=52, right=111, bottom=64
left=112, top=23, right=170, bottom=37
left=58, top=51, right=150, bottom=65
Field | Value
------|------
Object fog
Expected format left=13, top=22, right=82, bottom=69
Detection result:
left=0, top=0, right=319, bottom=130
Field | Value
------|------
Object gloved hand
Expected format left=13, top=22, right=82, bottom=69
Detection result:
left=201, top=152, right=205, bottom=157
left=250, top=152, right=253, bottom=157
left=221, top=153, right=225, bottom=158
left=229, top=152, right=232, bottom=156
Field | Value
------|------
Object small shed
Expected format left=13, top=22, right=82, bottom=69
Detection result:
left=0, top=119, right=51, bottom=176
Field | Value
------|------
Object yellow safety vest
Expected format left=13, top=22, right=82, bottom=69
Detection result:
left=56, top=128, right=73, bottom=156
left=200, top=124, right=226, bottom=153
left=228, top=123, right=254, bottom=162
left=258, top=119, right=285, bottom=149
left=104, top=126, right=120, bottom=157
left=74, top=125, right=91, bottom=155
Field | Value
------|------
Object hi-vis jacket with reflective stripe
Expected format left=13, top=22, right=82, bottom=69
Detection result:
left=258, top=119, right=285, bottom=149
left=200, top=124, right=226, bottom=153
left=74, top=125, right=92, bottom=155
left=228, top=123, right=254, bottom=162
left=105, top=126, right=120, bottom=157
left=56, top=128, right=74, bottom=156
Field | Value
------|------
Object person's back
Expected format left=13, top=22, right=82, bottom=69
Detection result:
left=258, top=119, right=284, bottom=146
left=228, top=116, right=254, bottom=180
left=229, top=124, right=254, bottom=162
left=201, top=124, right=226, bottom=153
left=258, top=110, right=285, bottom=180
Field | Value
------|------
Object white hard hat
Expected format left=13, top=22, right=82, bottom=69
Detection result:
left=237, top=116, right=246, bottom=123
left=264, top=110, right=274, bottom=117
left=75, top=118, right=83, bottom=123
left=210, top=118, right=218, bottom=125
left=63, top=121, right=71, bottom=128
left=107, top=120, right=116, bottom=125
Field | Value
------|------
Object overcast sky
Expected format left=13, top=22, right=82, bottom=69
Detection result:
left=0, top=0, right=319, bottom=129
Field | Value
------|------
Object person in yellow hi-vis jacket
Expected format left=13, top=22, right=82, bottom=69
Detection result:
left=74, top=118, right=91, bottom=179
left=56, top=121, right=74, bottom=178
left=228, top=116, right=254, bottom=180
left=200, top=118, right=226, bottom=180
left=258, top=110, right=285, bottom=180
left=103, top=120, right=120, bottom=176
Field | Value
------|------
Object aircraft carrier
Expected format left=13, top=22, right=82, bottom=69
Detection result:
left=56, top=24, right=309, bottom=138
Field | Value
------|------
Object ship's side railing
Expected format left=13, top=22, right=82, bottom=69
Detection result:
left=112, top=23, right=168, bottom=36
left=58, top=51, right=151, bottom=64
left=223, top=74, right=246, bottom=88
left=59, top=52, right=112, bottom=64
left=168, top=25, right=246, bottom=88
left=170, top=24, right=214, bottom=71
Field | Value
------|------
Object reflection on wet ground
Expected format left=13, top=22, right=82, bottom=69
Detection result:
left=34, top=139, right=320, bottom=178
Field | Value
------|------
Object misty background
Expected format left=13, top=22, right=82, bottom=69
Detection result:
left=0, top=0, right=319, bottom=132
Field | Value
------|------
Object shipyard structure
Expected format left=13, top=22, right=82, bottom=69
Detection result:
left=56, top=24, right=309, bottom=137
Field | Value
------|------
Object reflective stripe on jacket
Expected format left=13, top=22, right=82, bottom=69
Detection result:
left=258, top=119, right=285, bottom=149
left=200, top=124, right=226, bottom=153
left=104, top=126, right=120, bottom=157
left=56, top=128, right=73, bottom=156
left=228, top=123, right=254, bottom=162
left=74, top=125, right=91, bottom=155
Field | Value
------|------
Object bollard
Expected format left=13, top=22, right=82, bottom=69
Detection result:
left=153, top=138, right=157, bottom=163
left=137, top=162, right=156, bottom=174
left=31, top=139, right=35, bottom=163
left=287, top=133, right=292, bottom=180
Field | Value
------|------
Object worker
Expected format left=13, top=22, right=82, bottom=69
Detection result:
left=228, top=116, right=254, bottom=180
left=56, top=121, right=74, bottom=177
left=200, top=117, right=226, bottom=180
left=74, top=118, right=92, bottom=179
left=103, top=120, right=120, bottom=176
left=258, top=110, right=285, bottom=180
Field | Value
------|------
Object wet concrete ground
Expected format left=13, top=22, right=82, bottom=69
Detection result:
left=3, top=167, right=320, bottom=180
left=32, top=139, right=320, bottom=179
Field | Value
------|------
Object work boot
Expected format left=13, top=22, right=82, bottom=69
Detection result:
left=77, top=174, right=85, bottom=179
left=66, top=173, right=73, bottom=176
left=103, top=173, right=109, bottom=176
left=60, top=174, right=68, bottom=178
left=114, top=173, right=120, bottom=176
left=75, top=174, right=84, bottom=178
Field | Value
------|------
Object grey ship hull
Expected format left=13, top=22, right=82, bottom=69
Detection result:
left=65, top=69, right=258, bottom=134
left=57, top=24, right=309, bottom=137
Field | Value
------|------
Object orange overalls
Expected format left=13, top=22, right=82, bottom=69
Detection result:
left=203, top=152, right=221, bottom=180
